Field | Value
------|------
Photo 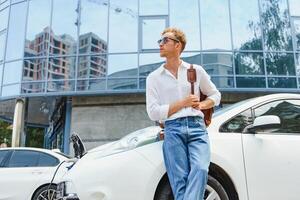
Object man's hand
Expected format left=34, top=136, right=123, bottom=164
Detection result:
left=192, top=98, right=215, bottom=110
left=168, top=95, right=199, bottom=117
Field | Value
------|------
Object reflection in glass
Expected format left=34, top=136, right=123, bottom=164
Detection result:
left=236, top=77, right=266, bottom=88
left=3, top=61, right=22, bottom=85
left=0, top=32, right=5, bottom=63
left=0, top=7, right=9, bottom=31
left=22, top=82, right=44, bottom=93
left=289, top=0, right=300, bottom=16
left=141, top=18, right=166, bottom=50
left=268, top=77, right=297, bottom=88
left=5, top=3, right=27, bottom=61
left=260, top=0, right=292, bottom=51
left=235, top=52, right=264, bottom=75
left=51, top=0, right=78, bottom=56
left=48, top=57, right=76, bottom=80
left=139, top=78, right=146, bottom=89
left=231, top=0, right=262, bottom=50
left=0, top=64, right=3, bottom=87
left=107, top=78, right=137, bottom=90
left=77, top=78, right=106, bottom=91
left=80, top=0, right=108, bottom=54
left=0, top=1, right=9, bottom=10
left=202, top=52, right=233, bottom=75
left=109, top=0, right=138, bottom=53
left=139, top=0, right=168, bottom=15
left=292, top=18, right=300, bottom=51
left=181, top=52, right=201, bottom=66
left=296, top=54, right=300, bottom=76
left=47, top=80, right=75, bottom=92
left=211, top=76, right=234, bottom=88
left=108, top=54, right=137, bottom=77
left=220, top=109, right=252, bottom=133
left=78, top=55, right=107, bottom=78
left=23, top=58, right=46, bottom=82
left=201, top=0, right=231, bottom=50
left=24, top=0, right=51, bottom=58
left=169, top=0, right=200, bottom=50
left=139, top=53, right=164, bottom=77
left=2, top=84, right=20, bottom=97
left=265, top=53, right=295, bottom=75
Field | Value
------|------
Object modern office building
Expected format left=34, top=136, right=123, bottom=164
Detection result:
left=0, top=0, right=299, bottom=152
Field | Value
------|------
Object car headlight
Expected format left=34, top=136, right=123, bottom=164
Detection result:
left=57, top=181, right=79, bottom=200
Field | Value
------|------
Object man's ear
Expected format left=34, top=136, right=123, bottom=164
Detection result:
left=175, top=42, right=182, bottom=52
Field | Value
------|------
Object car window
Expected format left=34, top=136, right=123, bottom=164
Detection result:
left=254, top=99, right=300, bottom=133
left=8, top=150, right=39, bottom=168
left=0, top=150, right=9, bottom=166
left=220, top=109, right=253, bottom=133
left=38, top=153, right=59, bottom=167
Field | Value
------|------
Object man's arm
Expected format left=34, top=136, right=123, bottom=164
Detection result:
left=168, top=95, right=199, bottom=117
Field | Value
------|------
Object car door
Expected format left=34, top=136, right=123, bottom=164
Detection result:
left=0, top=150, right=58, bottom=200
left=242, top=99, right=300, bottom=200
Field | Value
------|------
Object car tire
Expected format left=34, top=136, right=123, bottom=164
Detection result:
left=32, top=184, right=57, bottom=200
left=155, top=174, right=230, bottom=200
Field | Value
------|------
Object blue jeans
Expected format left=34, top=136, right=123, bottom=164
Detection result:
left=163, top=116, right=210, bottom=200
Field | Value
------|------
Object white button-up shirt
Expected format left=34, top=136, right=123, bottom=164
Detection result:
left=146, top=61, right=221, bottom=122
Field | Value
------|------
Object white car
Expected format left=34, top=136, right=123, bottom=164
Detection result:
left=0, top=147, right=71, bottom=200
left=57, top=93, right=300, bottom=200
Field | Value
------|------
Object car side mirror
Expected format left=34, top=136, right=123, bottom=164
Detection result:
left=243, top=115, right=281, bottom=134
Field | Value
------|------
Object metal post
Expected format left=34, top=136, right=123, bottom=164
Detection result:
left=63, top=98, right=72, bottom=154
left=11, top=98, right=25, bottom=147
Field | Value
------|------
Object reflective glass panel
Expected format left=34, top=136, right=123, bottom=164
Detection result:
left=139, top=53, right=164, bottom=77
left=231, top=0, right=262, bottom=50
left=77, top=78, right=106, bottom=91
left=80, top=0, right=108, bottom=55
left=108, top=54, right=137, bottom=77
left=260, top=0, right=293, bottom=51
left=296, top=53, right=300, bottom=76
left=47, top=80, right=75, bottom=92
left=8, top=150, right=39, bottom=167
left=0, top=7, right=9, bottom=31
left=181, top=52, right=201, bottom=66
left=289, top=0, right=300, bottom=16
left=236, top=77, right=266, bottom=88
left=0, top=32, right=5, bottom=63
left=5, top=3, right=27, bottom=61
left=265, top=53, right=295, bottom=75
left=107, top=78, right=137, bottom=90
left=235, top=52, right=264, bottom=75
left=268, top=77, right=297, bottom=88
left=202, top=52, right=233, bottom=75
left=139, top=0, right=168, bottom=15
left=25, top=0, right=51, bottom=58
left=169, top=0, right=200, bottom=51
left=139, top=77, right=146, bottom=89
left=0, top=1, right=9, bottom=10
left=51, top=0, right=78, bottom=56
left=109, top=0, right=138, bottom=53
left=3, top=61, right=22, bottom=84
left=141, top=18, right=166, bottom=50
left=0, top=64, right=3, bottom=87
left=292, top=18, right=300, bottom=51
left=21, top=82, right=44, bottom=93
left=22, top=58, right=46, bottom=81
left=48, top=56, right=76, bottom=80
left=211, top=76, right=234, bottom=88
left=2, top=84, right=20, bottom=97
left=11, top=0, right=25, bottom=4
left=78, top=55, right=107, bottom=79
left=201, top=0, right=231, bottom=50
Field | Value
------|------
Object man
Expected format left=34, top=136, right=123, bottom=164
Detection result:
left=146, top=27, right=221, bottom=200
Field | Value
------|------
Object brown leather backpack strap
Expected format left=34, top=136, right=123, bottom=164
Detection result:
left=187, top=64, right=196, bottom=94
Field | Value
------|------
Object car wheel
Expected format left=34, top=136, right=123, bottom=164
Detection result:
left=155, top=175, right=229, bottom=200
left=32, top=184, right=57, bottom=200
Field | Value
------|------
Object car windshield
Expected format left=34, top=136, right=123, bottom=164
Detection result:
left=213, top=97, right=256, bottom=117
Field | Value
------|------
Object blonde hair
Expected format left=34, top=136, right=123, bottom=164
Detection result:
left=162, top=27, right=186, bottom=52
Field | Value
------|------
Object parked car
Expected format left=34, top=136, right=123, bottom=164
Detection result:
left=0, top=147, right=71, bottom=200
left=56, top=93, right=300, bottom=200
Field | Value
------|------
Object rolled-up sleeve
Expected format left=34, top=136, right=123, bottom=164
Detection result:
left=199, top=67, right=221, bottom=106
left=146, top=75, right=169, bottom=121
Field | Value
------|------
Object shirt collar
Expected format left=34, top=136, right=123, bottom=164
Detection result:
left=158, top=60, right=190, bottom=74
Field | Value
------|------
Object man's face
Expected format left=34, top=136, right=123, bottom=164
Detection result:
left=158, top=32, right=181, bottom=58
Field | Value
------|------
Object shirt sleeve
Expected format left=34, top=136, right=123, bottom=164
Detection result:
left=146, top=75, right=169, bottom=121
left=198, top=66, right=221, bottom=106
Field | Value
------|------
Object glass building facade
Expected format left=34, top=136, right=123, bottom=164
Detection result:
left=0, top=0, right=299, bottom=99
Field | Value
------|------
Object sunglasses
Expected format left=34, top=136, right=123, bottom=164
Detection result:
left=157, top=37, right=180, bottom=45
